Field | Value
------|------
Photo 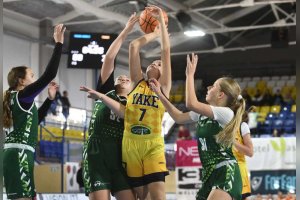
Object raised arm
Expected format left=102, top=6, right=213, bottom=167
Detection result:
left=185, top=53, right=214, bottom=119
left=129, top=28, right=160, bottom=84
left=100, top=13, right=139, bottom=85
left=19, top=24, right=65, bottom=102
left=147, top=6, right=171, bottom=97
left=149, top=79, right=193, bottom=124
left=80, top=86, right=125, bottom=118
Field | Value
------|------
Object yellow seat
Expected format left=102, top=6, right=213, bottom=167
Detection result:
left=291, top=104, right=296, bottom=112
left=270, top=105, right=281, bottom=113
left=260, top=106, right=270, bottom=114
left=291, top=87, right=296, bottom=101
left=257, top=112, right=267, bottom=123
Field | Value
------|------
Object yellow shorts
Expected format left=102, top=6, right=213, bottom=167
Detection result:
left=238, top=162, right=251, bottom=196
left=122, top=136, right=168, bottom=178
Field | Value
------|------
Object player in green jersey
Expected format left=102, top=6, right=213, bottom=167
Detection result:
left=80, top=13, right=138, bottom=200
left=3, top=24, right=65, bottom=200
left=149, top=53, right=245, bottom=200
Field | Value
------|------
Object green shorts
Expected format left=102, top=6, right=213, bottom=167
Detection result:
left=196, top=162, right=242, bottom=200
left=3, top=148, right=36, bottom=199
left=83, top=138, right=131, bottom=195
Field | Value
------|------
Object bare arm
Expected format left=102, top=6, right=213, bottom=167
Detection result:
left=80, top=86, right=125, bottom=118
left=100, top=13, right=139, bottom=84
left=234, top=133, right=254, bottom=157
left=147, top=6, right=171, bottom=97
left=149, top=79, right=193, bottom=124
left=185, top=53, right=214, bottom=119
left=129, top=30, right=159, bottom=85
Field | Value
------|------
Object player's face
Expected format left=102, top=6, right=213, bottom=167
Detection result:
left=21, top=68, right=35, bottom=87
left=206, top=79, right=222, bottom=105
left=115, top=75, right=131, bottom=90
left=146, top=60, right=162, bottom=80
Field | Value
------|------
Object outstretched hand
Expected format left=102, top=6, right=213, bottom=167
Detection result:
left=80, top=86, right=102, bottom=99
left=146, top=5, right=163, bottom=21
left=125, top=12, right=139, bottom=32
left=149, top=78, right=162, bottom=97
left=185, top=53, right=198, bottom=77
left=53, top=24, right=66, bottom=44
left=48, top=81, right=59, bottom=100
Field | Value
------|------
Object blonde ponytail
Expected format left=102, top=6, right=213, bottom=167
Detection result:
left=214, top=77, right=246, bottom=148
left=215, top=98, right=245, bottom=148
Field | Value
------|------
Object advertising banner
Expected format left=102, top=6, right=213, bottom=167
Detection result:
left=3, top=194, right=90, bottom=200
left=251, top=170, right=296, bottom=194
left=175, top=137, right=296, bottom=198
left=246, top=137, right=296, bottom=170
left=176, top=167, right=202, bottom=200
left=65, top=162, right=80, bottom=192
left=176, top=140, right=200, bottom=167
left=176, top=140, right=202, bottom=200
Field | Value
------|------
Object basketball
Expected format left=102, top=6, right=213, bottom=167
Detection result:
left=139, top=8, right=168, bottom=34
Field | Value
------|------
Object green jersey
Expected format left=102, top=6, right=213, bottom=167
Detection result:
left=190, top=107, right=236, bottom=183
left=5, top=91, right=38, bottom=149
left=87, top=90, right=126, bottom=142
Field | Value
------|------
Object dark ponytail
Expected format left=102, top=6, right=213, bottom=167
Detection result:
left=3, top=89, right=13, bottom=128
left=3, top=66, right=28, bottom=128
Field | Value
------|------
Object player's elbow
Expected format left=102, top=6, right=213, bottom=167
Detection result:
left=247, top=149, right=254, bottom=157
left=186, top=101, right=196, bottom=111
left=130, top=40, right=141, bottom=49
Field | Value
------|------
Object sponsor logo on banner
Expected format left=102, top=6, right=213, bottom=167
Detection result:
left=246, top=137, right=295, bottom=170
left=251, top=170, right=296, bottom=194
left=65, top=162, right=80, bottom=192
left=176, top=140, right=201, bottom=167
left=270, top=138, right=286, bottom=155
left=176, top=140, right=202, bottom=200
left=176, top=167, right=202, bottom=200
left=251, top=176, right=263, bottom=191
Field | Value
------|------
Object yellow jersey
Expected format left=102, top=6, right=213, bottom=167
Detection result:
left=233, top=125, right=246, bottom=164
left=124, top=79, right=165, bottom=139
left=232, top=122, right=251, bottom=196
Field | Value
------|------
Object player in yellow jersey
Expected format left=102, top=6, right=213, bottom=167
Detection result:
left=80, top=5, right=171, bottom=200
left=233, top=106, right=254, bottom=200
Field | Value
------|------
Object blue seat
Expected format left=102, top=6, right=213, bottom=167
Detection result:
left=49, top=142, right=57, bottom=158
left=281, top=105, right=291, bottom=113
left=272, top=119, right=284, bottom=130
left=44, top=141, right=52, bottom=157
left=266, top=113, right=278, bottom=120
left=277, top=112, right=287, bottom=120
left=54, top=142, right=63, bottom=158
left=39, top=140, right=46, bottom=156
left=287, top=112, right=296, bottom=120
left=284, top=119, right=295, bottom=126
left=283, top=119, right=296, bottom=134
left=258, top=119, right=273, bottom=135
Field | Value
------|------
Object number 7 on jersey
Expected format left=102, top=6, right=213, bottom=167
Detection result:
left=139, top=108, right=147, bottom=121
